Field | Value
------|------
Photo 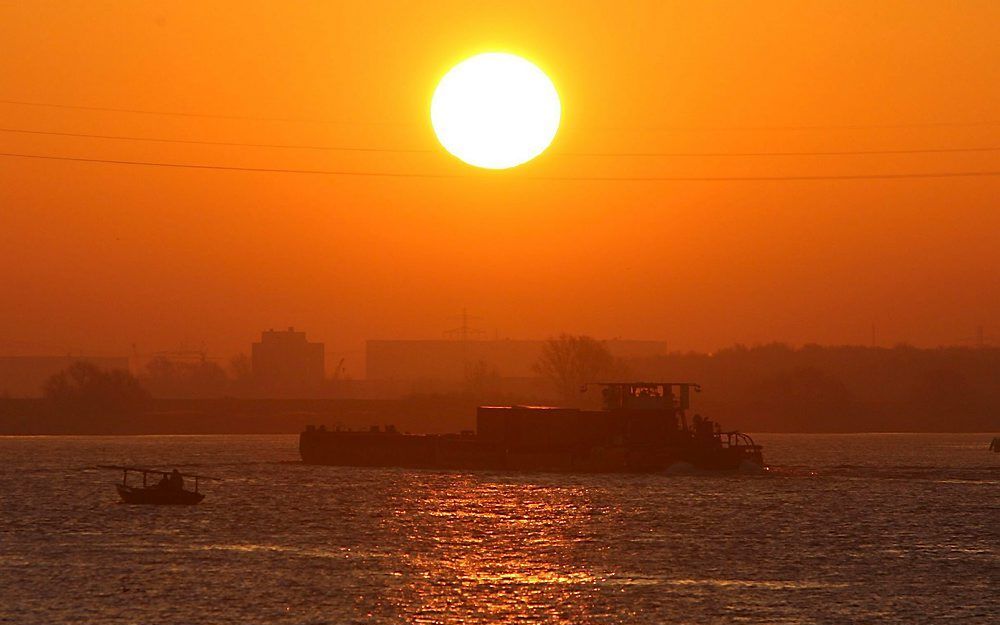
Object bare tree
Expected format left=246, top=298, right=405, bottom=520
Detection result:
left=140, top=356, right=229, bottom=398
left=44, top=361, right=150, bottom=414
left=534, top=334, right=616, bottom=402
left=463, top=359, right=501, bottom=400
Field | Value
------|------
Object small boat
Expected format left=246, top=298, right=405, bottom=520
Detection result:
left=98, top=465, right=221, bottom=505
left=990, top=437, right=1000, bottom=453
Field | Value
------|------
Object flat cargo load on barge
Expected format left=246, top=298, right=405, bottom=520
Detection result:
left=300, top=382, right=763, bottom=473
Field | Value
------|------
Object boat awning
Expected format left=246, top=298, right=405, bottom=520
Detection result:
left=97, top=465, right=221, bottom=481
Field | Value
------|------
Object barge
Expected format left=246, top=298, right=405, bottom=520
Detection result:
left=300, top=382, right=763, bottom=473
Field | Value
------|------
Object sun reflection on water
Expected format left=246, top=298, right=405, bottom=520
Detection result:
left=380, top=477, right=614, bottom=624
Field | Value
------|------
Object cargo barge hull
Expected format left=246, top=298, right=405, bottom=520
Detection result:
left=300, top=383, right=764, bottom=473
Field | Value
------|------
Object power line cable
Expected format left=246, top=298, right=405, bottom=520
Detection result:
left=564, top=146, right=1000, bottom=157
left=3, top=127, right=999, bottom=157
left=592, top=120, right=1000, bottom=132
left=3, top=98, right=999, bottom=131
left=0, top=127, right=430, bottom=153
left=0, top=98, right=409, bottom=125
left=0, top=152, right=453, bottom=178
left=2, top=151, right=998, bottom=181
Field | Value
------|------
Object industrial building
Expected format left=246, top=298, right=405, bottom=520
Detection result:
left=251, top=328, right=325, bottom=395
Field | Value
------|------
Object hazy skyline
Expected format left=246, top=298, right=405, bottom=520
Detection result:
left=2, top=1, right=999, bottom=361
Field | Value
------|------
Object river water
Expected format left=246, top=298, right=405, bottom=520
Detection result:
left=0, top=433, right=997, bottom=624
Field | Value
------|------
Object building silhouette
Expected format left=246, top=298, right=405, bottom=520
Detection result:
left=251, top=328, right=324, bottom=395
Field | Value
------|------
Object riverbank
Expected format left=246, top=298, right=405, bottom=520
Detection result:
left=0, top=397, right=477, bottom=435
left=1, top=396, right=995, bottom=435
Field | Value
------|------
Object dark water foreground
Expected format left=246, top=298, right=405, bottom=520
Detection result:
left=0, top=434, right=996, bottom=624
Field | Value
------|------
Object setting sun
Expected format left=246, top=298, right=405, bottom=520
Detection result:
left=431, top=52, right=561, bottom=169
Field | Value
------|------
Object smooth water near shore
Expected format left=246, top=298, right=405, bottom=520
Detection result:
left=1, top=434, right=997, bottom=624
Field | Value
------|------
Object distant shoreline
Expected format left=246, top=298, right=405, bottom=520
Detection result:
left=2, top=432, right=995, bottom=438
left=1, top=397, right=995, bottom=436
left=0, top=396, right=476, bottom=437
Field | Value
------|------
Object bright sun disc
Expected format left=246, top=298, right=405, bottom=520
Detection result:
left=431, top=53, right=561, bottom=169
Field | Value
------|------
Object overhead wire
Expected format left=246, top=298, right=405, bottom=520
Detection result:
left=2, top=126, right=999, bottom=158
left=2, top=151, right=998, bottom=181
left=3, top=97, right=1000, bottom=130
left=0, top=127, right=431, bottom=153
left=0, top=98, right=408, bottom=125
left=2, top=98, right=998, bottom=179
left=564, top=146, right=1000, bottom=157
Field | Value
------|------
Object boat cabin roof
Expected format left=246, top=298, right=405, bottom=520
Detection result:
left=97, top=465, right=221, bottom=481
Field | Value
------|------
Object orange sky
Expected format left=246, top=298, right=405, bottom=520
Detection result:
left=1, top=1, right=998, bottom=371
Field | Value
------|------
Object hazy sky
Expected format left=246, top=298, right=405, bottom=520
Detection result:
left=2, top=1, right=998, bottom=370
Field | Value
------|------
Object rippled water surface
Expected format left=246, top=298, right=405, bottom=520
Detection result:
left=1, top=434, right=997, bottom=624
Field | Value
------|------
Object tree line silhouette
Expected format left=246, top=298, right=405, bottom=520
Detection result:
left=625, top=343, right=1000, bottom=431
left=7, top=340, right=996, bottom=433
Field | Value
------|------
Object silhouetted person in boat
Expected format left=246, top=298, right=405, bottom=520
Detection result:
left=169, top=469, right=184, bottom=492
left=692, top=414, right=713, bottom=442
left=157, top=474, right=170, bottom=490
